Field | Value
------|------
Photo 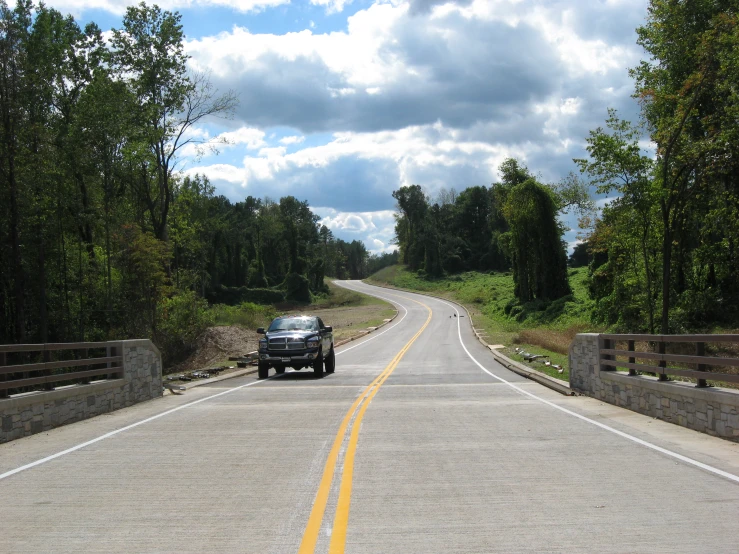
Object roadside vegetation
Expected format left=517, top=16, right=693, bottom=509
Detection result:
left=200, top=279, right=394, bottom=342
left=167, top=279, right=396, bottom=374
left=367, top=265, right=594, bottom=380
left=0, top=1, right=398, bottom=367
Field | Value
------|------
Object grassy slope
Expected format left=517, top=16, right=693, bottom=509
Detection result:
left=367, top=265, right=599, bottom=381
left=210, top=279, right=396, bottom=344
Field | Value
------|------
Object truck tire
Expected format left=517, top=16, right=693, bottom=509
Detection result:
left=313, top=349, right=324, bottom=378
left=258, top=362, right=269, bottom=379
left=325, top=346, right=335, bottom=374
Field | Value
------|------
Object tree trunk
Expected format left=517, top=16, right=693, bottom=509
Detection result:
left=8, top=147, right=25, bottom=342
left=661, top=202, right=672, bottom=335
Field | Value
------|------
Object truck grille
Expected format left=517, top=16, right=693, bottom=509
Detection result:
left=268, top=337, right=305, bottom=350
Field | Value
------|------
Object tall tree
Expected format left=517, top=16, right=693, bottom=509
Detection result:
left=111, top=2, right=236, bottom=241
left=576, top=110, right=659, bottom=332
left=392, top=184, right=428, bottom=269
left=503, top=179, right=571, bottom=302
left=0, top=0, right=32, bottom=341
left=632, top=0, right=739, bottom=332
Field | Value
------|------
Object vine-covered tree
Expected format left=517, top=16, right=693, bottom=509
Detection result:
left=503, top=179, right=571, bottom=302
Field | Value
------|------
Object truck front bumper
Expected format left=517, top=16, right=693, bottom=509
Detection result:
left=259, top=349, right=319, bottom=363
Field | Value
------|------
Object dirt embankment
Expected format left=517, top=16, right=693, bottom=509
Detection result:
left=166, top=326, right=259, bottom=374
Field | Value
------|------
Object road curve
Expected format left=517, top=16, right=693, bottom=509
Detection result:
left=1, top=280, right=738, bottom=553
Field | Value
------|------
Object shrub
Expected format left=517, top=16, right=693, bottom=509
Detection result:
left=157, top=290, right=214, bottom=365
left=283, top=272, right=311, bottom=302
left=210, top=302, right=277, bottom=328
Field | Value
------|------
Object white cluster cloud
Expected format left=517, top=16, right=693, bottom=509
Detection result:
left=60, top=0, right=651, bottom=252
left=278, top=135, right=306, bottom=145
left=185, top=2, right=408, bottom=90
left=315, top=208, right=397, bottom=253
left=309, top=0, right=354, bottom=15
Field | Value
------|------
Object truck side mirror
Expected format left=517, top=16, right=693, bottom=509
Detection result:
left=257, top=328, right=265, bottom=334
left=324, top=326, right=333, bottom=333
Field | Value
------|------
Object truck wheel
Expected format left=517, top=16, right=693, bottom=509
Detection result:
left=258, top=362, right=269, bottom=379
left=275, top=365, right=285, bottom=375
left=313, top=350, right=324, bottom=378
left=325, top=346, right=335, bottom=374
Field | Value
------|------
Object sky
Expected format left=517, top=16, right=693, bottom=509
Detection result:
left=55, top=0, right=651, bottom=255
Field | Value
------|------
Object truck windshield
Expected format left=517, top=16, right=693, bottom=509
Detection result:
left=268, top=318, right=318, bottom=332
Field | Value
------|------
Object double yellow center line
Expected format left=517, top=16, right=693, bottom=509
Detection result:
left=298, top=299, right=432, bottom=554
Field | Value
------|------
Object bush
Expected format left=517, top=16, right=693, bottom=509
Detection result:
left=157, top=290, right=214, bottom=365
left=210, top=302, right=277, bottom=328
left=283, top=272, right=311, bottom=303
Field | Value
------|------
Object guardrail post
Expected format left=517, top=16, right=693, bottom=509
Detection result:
left=658, top=340, right=668, bottom=381
left=602, top=337, right=613, bottom=370
left=106, top=344, right=119, bottom=380
left=0, top=352, right=7, bottom=399
left=628, top=340, right=636, bottom=376
left=695, top=342, right=707, bottom=388
left=43, top=347, right=53, bottom=391
left=81, top=347, right=90, bottom=384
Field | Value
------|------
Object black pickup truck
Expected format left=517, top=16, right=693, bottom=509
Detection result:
left=256, top=315, right=335, bottom=379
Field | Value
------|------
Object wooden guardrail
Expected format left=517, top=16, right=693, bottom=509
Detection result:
left=0, top=342, right=123, bottom=399
left=599, top=334, right=739, bottom=388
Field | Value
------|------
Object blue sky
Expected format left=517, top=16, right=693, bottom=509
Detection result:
left=53, top=0, right=652, bottom=254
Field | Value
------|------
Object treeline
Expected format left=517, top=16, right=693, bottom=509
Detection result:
left=0, top=2, right=388, bottom=359
left=576, top=0, right=739, bottom=334
left=392, top=159, right=591, bottom=303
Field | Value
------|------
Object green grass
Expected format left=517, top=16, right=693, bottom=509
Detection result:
left=367, top=265, right=600, bottom=380
left=209, top=302, right=278, bottom=328
left=310, top=279, right=390, bottom=309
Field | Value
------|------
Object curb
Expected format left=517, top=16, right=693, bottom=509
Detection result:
left=179, top=366, right=258, bottom=390
left=485, top=347, right=574, bottom=396
left=181, top=303, right=400, bottom=391
left=363, top=279, right=574, bottom=396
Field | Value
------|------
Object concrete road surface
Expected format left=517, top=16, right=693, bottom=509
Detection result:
left=1, top=281, right=738, bottom=553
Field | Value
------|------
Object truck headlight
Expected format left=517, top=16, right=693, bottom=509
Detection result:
left=306, top=337, right=319, bottom=348
left=259, top=338, right=268, bottom=349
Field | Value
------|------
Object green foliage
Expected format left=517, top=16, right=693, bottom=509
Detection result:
left=156, top=290, right=214, bottom=365
left=568, top=242, right=589, bottom=268
left=577, top=1, right=739, bottom=333
left=209, top=302, right=277, bottom=329
left=390, top=158, right=588, bottom=285
left=0, top=1, right=378, bottom=353
left=504, top=179, right=571, bottom=302
left=368, top=265, right=593, bottom=344
left=283, top=272, right=311, bottom=303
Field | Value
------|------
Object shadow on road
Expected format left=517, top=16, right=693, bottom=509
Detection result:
left=268, top=371, right=331, bottom=381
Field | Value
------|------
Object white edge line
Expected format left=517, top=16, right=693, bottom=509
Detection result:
left=332, top=281, right=410, bottom=357
left=0, top=372, right=283, bottom=481
left=428, top=297, right=739, bottom=485
left=345, top=281, right=739, bottom=485
left=1, top=283, right=411, bottom=482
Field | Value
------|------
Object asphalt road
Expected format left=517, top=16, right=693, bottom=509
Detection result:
left=1, top=281, right=738, bottom=553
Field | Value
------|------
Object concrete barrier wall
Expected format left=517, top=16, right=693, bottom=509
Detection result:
left=569, top=334, right=739, bottom=441
left=0, top=340, right=162, bottom=443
